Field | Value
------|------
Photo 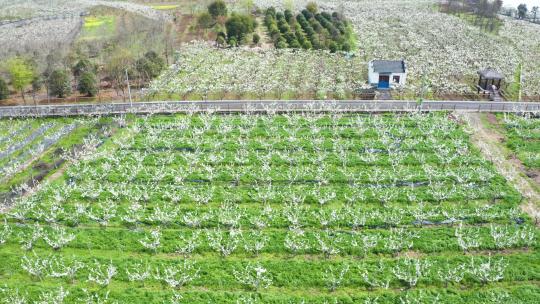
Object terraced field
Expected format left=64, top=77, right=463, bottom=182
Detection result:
left=0, top=117, right=112, bottom=211
left=0, top=112, right=538, bottom=303
left=0, top=118, right=83, bottom=187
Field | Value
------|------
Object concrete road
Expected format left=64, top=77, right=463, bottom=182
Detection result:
left=0, top=100, right=539, bottom=117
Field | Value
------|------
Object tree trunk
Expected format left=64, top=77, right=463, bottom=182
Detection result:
left=21, top=90, right=26, bottom=105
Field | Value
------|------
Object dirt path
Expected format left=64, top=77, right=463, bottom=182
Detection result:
left=457, top=111, right=540, bottom=224
left=254, top=17, right=274, bottom=50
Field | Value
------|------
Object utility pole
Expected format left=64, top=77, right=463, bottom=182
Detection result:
left=125, top=69, right=133, bottom=107
left=518, top=63, right=523, bottom=102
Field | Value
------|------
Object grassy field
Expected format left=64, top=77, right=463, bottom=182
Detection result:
left=80, top=15, right=117, bottom=40
left=0, top=112, right=538, bottom=303
left=150, top=4, right=180, bottom=11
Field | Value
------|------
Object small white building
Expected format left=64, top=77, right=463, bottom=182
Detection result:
left=368, top=60, right=407, bottom=89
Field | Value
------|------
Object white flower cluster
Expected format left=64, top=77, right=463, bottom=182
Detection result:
left=148, top=41, right=366, bottom=99
left=152, top=0, right=540, bottom=98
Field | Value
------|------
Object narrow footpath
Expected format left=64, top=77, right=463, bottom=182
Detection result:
left=457, top=111, right=540, bottom=224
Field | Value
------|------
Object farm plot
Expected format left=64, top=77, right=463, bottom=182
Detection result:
left=80, top=15, right=117, bottom=40
left=0, top=118, right=78, bottom=182
left=0, top=116, right=109, bottom=214
left=148, top=41, right=367, bottom=100
left=498, top=113, right=540, bottom=171
left=151, top=0, right=538, bottom=98
left=0, top=112, right=538, bottom=303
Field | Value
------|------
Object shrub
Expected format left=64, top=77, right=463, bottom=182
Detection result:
left=216, top=35, right=227, bottom=47
left=253, top=33, right=261, bottom=44
left=275, top=38, right=288, bottom=49
left=316, top=89, right=327, bottom=100
left=329, top=41, right=338, bottom=53
left=334, top=88, right=347, bottom=100
left=0, top=78, right=8, bottom=100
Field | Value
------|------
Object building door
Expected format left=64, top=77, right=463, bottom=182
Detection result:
left=378, top=75, right=390, bottom=89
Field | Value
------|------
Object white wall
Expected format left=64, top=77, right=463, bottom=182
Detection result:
left=368, top=61, right=407, bottom=87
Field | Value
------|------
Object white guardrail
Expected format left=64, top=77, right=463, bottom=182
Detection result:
left=0, top=100, right=539, bottom=117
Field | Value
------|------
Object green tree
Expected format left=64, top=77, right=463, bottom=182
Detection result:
left=6, top=57, right=34, bottom=105
left=242, top=0, right=254, bottom=14
left=208, top=0, right=228, bottom=19
left=532, top=6, right=539, bottom=22
left=144, top=51, right=165, bottom=72
left=72, top=58, right=95, bottom=78
left=78, top=71, right=98, bottom=97
left=275, top=38, right=288, bottom=49
left=329, top=41, right=338, bottom=53
left=341, top=42, right=352, bottom=52
left=48, top=70, right=72, bottom=98
left=517, top=4, right=528, bottom=19
left=135, top=51, right=165, bottom=83
left=198, top=12, right=214, bottom=31
left=225, top=14, right=257, bottom=45
left=104, top=48, right=134, bottom=99
left=283, top=0, right=294, bottom=11
left=253, top=33, right=261, bottom=44
left=0, top=78, right=8, bottom=100
left=306, top=2, right=318, bottom=14
left=216, top=35, right=227, bottom=47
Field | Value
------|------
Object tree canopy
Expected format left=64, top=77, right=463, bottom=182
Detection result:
left=6, top=57, right=34, bottom=103
left=225, top=14, right=257, bottom=45
left=78, top=71, right=98, bottom=97
left=198, top=12, right=214, bottom=29
left=48, top=70, right=72, bottom=98
left=208, top=0, right=228, bottom=19
left=72, top=58, right=96, bottom=78
left=518, top=4, right=528, bottom=19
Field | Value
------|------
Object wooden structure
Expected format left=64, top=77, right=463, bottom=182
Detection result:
left=477, top=68, right=505, bottom=101
left=477, top=68, right=504, bottom=92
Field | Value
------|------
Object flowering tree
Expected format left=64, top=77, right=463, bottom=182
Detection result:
left=468, top=255, right=507, bottom=285
left=233, top=263, right=272, bottom=291
left=0, top=220, right=12, bottom=246
left=323, top=263, right=349, bottom=292
left=87, top=260, right=117, bottom=287
left=139, top=229, right=162, bottom=254
left=392, top=258, right=432, bottom=288
left=154, top=260, right=200, bottom=289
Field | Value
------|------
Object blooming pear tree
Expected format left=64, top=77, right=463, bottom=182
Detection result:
left=233, top=263, right=272, bottom=291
